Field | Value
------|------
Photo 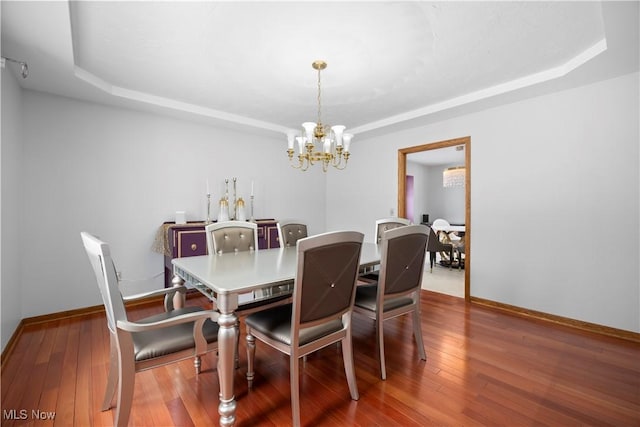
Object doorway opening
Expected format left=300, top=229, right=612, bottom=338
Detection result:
left=398, top=136, right=471, bottom=301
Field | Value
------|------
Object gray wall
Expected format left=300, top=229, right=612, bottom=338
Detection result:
left=327, top=72, right=639, bottom=333
left=15, top=91, right=329, bottom=321
left=405, top=161, right=466, bottom=226
left=1, top=59, right=24, bottom=350
left=1, top=69, right=638, bottom=353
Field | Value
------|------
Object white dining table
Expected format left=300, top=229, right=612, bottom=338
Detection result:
left=171, top=242, right=381, bottom=427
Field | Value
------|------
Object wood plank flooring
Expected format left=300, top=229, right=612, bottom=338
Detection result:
left=2, top=291, right=639, bottom=426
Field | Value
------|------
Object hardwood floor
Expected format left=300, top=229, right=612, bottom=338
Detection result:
left=2, top=291, right=639, bottom=426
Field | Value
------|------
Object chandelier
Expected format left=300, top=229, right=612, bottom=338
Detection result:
left=443, top=166, right=466, bottom=188
left=287, top=60, right=353, bottom=172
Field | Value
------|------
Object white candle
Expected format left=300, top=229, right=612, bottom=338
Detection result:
left=251, top=181, right=254, bottom=197
left=206, top=179, right=210, bottom=195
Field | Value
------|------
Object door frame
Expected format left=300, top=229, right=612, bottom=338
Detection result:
left=398, top=136, right=471, bottom=301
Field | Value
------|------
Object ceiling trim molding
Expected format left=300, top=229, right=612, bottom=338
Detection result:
left=66, top=0, right=607, bottom=139
left=72, top=37, right=606, bottom=137
left=350, top=38, right=608, bottom=135
left=73, top=66, right=289, bottom=134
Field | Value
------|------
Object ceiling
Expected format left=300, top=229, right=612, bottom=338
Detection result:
left=1, top=1, right=638, bottom=141
left=408, top=144, right=464, bottom=167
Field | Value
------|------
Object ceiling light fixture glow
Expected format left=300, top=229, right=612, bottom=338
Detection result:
left=443, top=166, right=465, bottom=188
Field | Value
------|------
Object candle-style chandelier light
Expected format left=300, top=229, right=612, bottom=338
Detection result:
left=287, top=60, right=353, bottom=172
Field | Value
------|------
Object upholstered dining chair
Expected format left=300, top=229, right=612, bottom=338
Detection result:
left=354, top=224, right=429, bottom=380
left=206, top=221, right=293, bottom=308
left=245, top=231, right=364, bottom=427
left=81, top=232, right=219, bottom=427
left=360, top=217, right=411, bottom=282
left=205, top=220, right=291, bottom=367
left=374, top=217, right=411, bottom=244
left=205, top=220, right=258, bottom=254
left=277, top=220, right=308, bottom=248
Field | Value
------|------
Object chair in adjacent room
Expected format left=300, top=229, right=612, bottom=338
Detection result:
left=431, top=218, right=450, bottom=230
left=353, top=224, right=429, bottom=380
left=431, top=218, right=463, bottom=269
left=277, top=220, right=308, bottom=248
left=205, top=220, right=259, bottom=254
left=80, top=232, right=219, bottom=427
left=245, top=231, right=364, bottom=427
left=426, top=226, right=454, bottom=272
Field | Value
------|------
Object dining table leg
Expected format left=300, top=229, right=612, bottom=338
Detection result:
left=217, top=293, right=239, bottom=427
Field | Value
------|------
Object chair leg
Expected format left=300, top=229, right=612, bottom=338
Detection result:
left=341, top=335, right=359, bottom=401
left=114, top=342, right=135, bottom=427
left=429, top=251, right=435, bottom=273
left=102, top=335, right=119, bottom=411
left=376, top=317, right=387, bottom=380
left=193, top=355, right=202, bottom=374
left=245, top=332, right=255, bottom=382
left=235, top=323, right=240, bottom=369
left=412, top=308, right=427, bottom=361
left=290, top=355, right=301, bottom=427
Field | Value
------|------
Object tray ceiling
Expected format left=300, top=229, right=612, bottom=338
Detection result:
left=2, top=1, right=636, bottom=137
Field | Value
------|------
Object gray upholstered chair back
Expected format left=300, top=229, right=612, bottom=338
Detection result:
left=294, top=231, right=364, bottom=326
left=374, top=217, right=410, bottom=244
left=379, top=225, right=429, bottom=297
left=206, top=221, right=258, bottom=254
left=277, top=221, right=308, bottom=248
left=81, top=232, right=127, bottom=334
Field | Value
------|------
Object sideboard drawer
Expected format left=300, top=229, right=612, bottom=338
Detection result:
left=175, top=229, right=207, bottom=257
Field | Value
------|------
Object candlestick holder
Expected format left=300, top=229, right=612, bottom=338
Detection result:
left=205, top=193, right=212, bottom=224
left=232, top=178, right=237, bottom=220
left=250, top=195, right=255, bottom=222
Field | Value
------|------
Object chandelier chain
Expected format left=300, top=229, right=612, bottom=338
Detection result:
left=317, top=67, right=322, bottom=128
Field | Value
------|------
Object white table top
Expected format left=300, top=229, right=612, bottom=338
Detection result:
left=172, top=242, right=381, bottom=296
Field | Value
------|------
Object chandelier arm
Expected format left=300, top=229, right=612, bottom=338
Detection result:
left=300, top=155, right=310, bottom=171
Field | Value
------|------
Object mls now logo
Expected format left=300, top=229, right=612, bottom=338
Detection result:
left=3, top=409, right=56, bottom=420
